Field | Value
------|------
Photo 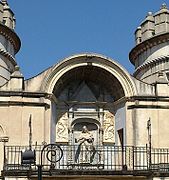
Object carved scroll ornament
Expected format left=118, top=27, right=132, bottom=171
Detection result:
left=56, top=112, right=68, bottom=143
left=103, top=111, right=115, bottom=144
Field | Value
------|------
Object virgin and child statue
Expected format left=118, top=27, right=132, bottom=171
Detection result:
left=75, top=126, right=96, bottom=164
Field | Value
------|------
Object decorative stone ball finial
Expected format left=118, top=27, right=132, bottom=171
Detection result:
left=161, top=3, right=168, bottom=9
left=14, top=65, right=20, bottom=71
left=1, top=0, right=8, bottom=5
left=147, top=12, right=153, bottom=16
left=11, top=65, right=23, bottom=77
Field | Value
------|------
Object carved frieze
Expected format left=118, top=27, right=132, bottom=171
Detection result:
left=103, top=111, right=115, bottom=144
left=56, top=112, right=68, bottom=143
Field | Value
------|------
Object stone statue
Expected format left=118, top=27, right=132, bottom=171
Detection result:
left=75, top=126, right=96, bottom=163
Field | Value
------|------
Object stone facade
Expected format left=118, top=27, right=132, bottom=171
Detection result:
left=1, top=1, right=169, bottom=180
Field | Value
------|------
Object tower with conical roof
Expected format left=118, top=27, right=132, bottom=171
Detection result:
left=129, top=3, right=169, bottom=84
left=0, top=0, right=20, bottom=86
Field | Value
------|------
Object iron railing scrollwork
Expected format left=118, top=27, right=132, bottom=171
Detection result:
left=3, top=145, right=169, bottom=175
left=40, top=144, right=63, bottom=165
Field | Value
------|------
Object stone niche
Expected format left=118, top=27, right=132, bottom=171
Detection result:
left=55, top=110, right=115, bottom=145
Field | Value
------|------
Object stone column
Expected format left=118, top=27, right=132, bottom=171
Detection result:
left=68, top=108, right=74, bottom=165
left=99, top=108, right=104, bottom=165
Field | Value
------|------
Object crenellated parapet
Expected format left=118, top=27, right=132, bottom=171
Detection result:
left=1, top=0, right=15, bottom=29
left=129, top=4, right=169, bottom=84
left=134, top=4, right=169, bottom=46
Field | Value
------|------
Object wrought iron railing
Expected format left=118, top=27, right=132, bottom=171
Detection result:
left=151, top=148, right=169, bottom=172
left=3, top=145, right=169, bottom=174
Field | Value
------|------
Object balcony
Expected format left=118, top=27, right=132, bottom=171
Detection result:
left=2, top=145, right=169, bottom=178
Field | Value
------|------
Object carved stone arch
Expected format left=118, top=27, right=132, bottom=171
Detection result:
left=71, top=118, right=100, bottom=146
left=45, top=53, right=137, bottom=146
left=71, top=117, right=101, bottom=128
left=41, top=53, right=137, bottom=98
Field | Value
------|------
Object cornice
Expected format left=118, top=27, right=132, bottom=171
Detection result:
left=129, top=32, right=169, bottom=65
left=0, top=91, right=47, bottom=98
left=128, top=104, right=169, bottom=109
left=0, top=101, right=50, bottom=109
left=128, top=95, right=169, bottom=102
left=133, top=55, right=169, bottom=76
left=0, top=48, right=16, bottom=66
left=0, top=23, right=21, bottom=54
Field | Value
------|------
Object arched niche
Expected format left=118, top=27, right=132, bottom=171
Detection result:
left=72, top=118, right=100, bottom=146
left=46, top=54, right=137, bottom=145
left=42, top=53, right=137, bottom=98
left=53, top=66, right=125, bottom=102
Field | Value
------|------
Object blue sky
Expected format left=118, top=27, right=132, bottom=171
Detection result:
left=8, top=0, right=167, bottom=79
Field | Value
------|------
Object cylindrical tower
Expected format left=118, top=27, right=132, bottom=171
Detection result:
left=129, top=4, right=169, bottom=84
left=0, top=0, right=20, bottom=86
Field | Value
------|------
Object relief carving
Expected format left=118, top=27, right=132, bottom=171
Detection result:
left=103, top=111, right=115, bottom=144
left=56, top=112, right=68, bottom=143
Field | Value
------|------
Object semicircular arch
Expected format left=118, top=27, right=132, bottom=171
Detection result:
left=71, top=117, right=101, bottom=128
left=41, top=53, right=137, bottom=98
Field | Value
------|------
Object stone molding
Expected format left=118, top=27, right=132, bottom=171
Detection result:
left=0, top=48, right=16, bottom=67
left=0, top=100, right=49, bottom=107
left=128, top=104, right=169, bottom=109
left=133, top=55, right=169, bottom=77
left=0, top=23, right=20, bottom=54
left=0, top=60, right=11, bottom=73
left=129, top=32, right=169, bottom=66
left=128, top=95, right=169, bottom=102
left=0, top=91, right=47, bottom=97
left=41, top=53, right=137, bottom=98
